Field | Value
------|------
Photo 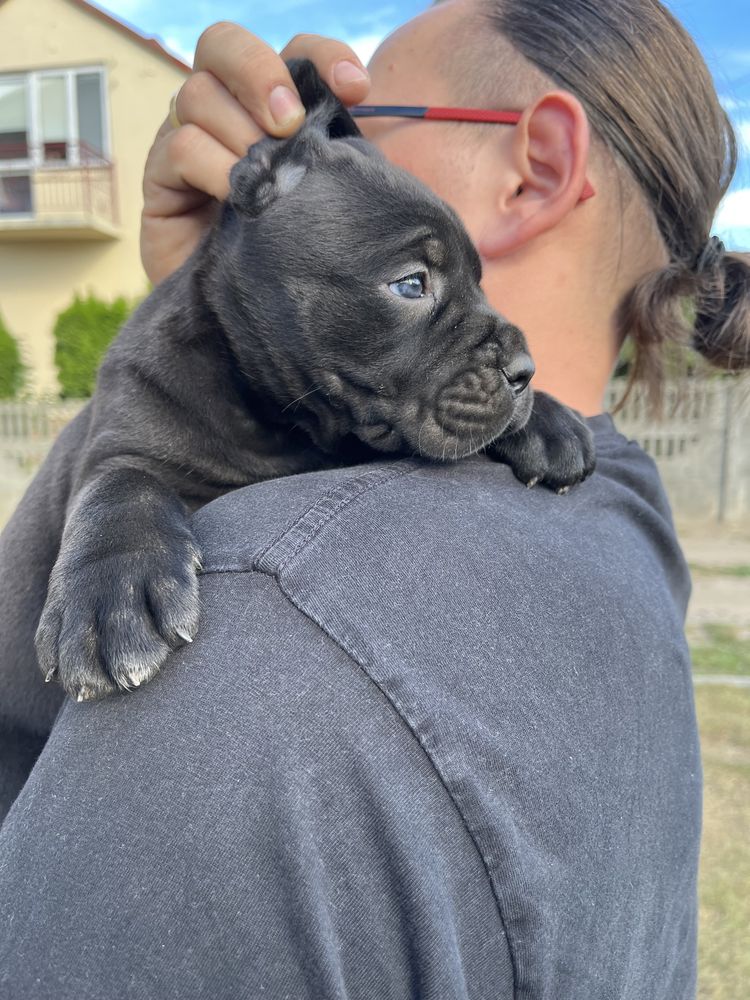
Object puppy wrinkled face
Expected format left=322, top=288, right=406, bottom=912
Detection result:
left=221, top=130, right=535, bottom=461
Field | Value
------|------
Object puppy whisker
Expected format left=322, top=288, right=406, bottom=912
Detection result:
left=281, top=384, right=324, bottom=414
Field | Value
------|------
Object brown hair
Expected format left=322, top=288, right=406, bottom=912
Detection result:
left=472, top=0, right=750, bottom=407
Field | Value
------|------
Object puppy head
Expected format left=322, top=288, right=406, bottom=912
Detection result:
left=227, top=58, right=364, bottom=219
left=216, top=60, right=535, bottom=460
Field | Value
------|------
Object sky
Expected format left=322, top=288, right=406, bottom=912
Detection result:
left=99, top=0, right=750, bottom=249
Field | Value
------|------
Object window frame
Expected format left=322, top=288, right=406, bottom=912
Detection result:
left=0, top=65, right=110, bottom=173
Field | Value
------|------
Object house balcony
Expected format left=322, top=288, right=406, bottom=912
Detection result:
left=0, top=142, right=120, bottom=241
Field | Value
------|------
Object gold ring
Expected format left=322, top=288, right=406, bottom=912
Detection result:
left=168, top=92, right=182, bottom=130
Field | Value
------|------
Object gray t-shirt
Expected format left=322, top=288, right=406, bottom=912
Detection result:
left=0, top=414, right=701, bottom=999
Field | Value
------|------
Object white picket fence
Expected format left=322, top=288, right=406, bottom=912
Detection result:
left=0, top=399, right=85, bottom=472
left=1, top=378, right=748, bottom=524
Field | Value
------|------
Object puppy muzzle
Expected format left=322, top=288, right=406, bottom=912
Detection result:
left=397, top=338, right=534, bottom=460
left=436, top=351, right=533, bottom=435
left=310, top=340, right=535, bottom=462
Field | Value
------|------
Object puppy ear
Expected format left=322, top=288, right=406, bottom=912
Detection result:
left=229, top=137, right=309, bottom=218
left=229, top=59, right=362, bottom=218
left=286, top=57, right=362, bottom=139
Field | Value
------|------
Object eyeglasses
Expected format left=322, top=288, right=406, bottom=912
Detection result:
left=350, top=105, right=596, bottom=202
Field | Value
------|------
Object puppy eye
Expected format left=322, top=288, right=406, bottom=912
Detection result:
left=388, top=272, right=428, bottom=299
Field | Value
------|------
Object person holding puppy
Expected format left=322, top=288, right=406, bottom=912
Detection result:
left=1, top=0, right=748, bottom=996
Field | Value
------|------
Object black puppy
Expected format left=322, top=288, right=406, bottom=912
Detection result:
left=32, top=60, right=594, bottom=701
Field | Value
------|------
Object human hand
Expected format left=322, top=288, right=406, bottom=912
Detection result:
left=141, top=23, right=371, bottom=285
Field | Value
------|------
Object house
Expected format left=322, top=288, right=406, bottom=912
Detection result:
left=0, top=0, right=190, bottom=392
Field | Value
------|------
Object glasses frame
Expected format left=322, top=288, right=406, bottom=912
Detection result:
left=350, top=105, right=596, bottom=202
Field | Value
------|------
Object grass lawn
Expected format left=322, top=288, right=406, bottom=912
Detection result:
left=689, top=564, right=750, bottom=580
left=693, top=676, right=750, bottom=998
left=691, top=625, right=750, bottom=677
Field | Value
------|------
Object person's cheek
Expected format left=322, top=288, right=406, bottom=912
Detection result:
left=373, top=131, right=479, bottom=238
left=381, top=134, right=444, bottom=191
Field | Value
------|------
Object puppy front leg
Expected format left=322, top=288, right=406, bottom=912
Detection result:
left=35, top=466, right=202, bottom=701
left=486, top=390, right=597, bottom=492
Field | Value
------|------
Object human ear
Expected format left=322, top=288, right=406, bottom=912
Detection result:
left=478, top=90, right=592, bottom=260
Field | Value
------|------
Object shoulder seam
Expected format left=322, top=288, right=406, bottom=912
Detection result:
left=197, top=559, right=517, bottom=988
left=251, top=460, right=422, bottom=578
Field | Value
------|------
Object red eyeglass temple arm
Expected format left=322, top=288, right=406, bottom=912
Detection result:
left=351, top=105, right=596, bottom=202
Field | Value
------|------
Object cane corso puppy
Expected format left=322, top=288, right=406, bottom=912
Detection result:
left=31, top=60, right=595, bottom=701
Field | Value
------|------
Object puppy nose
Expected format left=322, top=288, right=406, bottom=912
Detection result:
left=501, top=353, right=535, bottom=397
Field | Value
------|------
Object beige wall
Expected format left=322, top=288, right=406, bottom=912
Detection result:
left=0, top=0, right=189, bottom=392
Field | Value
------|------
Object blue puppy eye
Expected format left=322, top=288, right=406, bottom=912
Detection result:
left=388, top=273, right=427, bottom=299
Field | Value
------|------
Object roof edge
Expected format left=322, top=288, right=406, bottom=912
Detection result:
left=33, top=0, right=193, bottom=75
left=68, top=0, right=191, bottom=73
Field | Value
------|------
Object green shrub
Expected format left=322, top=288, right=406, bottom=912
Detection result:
left=53, top=293, right=132, bottom=398
left=0, top=312, right=25, bottom=399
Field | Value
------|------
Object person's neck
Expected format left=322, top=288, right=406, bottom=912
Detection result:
left=481, top=261, right=621, bottom=418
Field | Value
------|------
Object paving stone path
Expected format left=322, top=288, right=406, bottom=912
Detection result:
left=679, top=530, right=750, bottom=633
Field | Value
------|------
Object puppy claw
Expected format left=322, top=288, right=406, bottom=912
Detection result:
left=75, top=686, right=97, bottom=703
left=526, top=477, right=539, bottom=489
left=44, top=666, right=57, bottom=683
left=557, top=485, right=571, bottom=495
left=176, top=628, right=193, bottom=644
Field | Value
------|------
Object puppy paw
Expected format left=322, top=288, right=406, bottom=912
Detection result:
left=36, top=540, right=202, bottom=701
left=486, top=390, right=596, bottom=491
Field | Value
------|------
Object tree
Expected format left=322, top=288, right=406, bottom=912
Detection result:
left=53, top=293, right=131, bottom=398
left=0, top=312, right=25, bottom=399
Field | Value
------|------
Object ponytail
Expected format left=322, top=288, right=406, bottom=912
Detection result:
left=480, top=0, right=748, bottom=408
left=618, top=241, right=750, bottom=409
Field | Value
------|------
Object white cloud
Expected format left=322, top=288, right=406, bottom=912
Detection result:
left=717, top=226, right=750, bottom=252
left=100, top=0, right=148, bottom=21
left=715, top=47, right=750, bottom=77
left=163, top=35, right=195, bottom=66
left=714, top=187, right=750, bottom=250
left=721, top=95, right=750, bottom=113
left=344, top=32, right=387, bottom=66
left=733, top=118, right=750, bottom=192
left=263, top=28, right=387, bottom=63
left=102, top=1, right=394, bottom=69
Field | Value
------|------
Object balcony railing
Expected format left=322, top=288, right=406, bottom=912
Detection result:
left=0, top=140, right=119, bottom=239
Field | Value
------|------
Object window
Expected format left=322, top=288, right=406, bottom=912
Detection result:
left=0, top=77, right=29, bottom=161
left=0, top=67, right=108, bottom=215
left=40, top=75, right=68, bottom=161
left=76, top=73, right=105, bottom=157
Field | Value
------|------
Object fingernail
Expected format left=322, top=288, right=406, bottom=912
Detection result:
left=334, top=60, right=368, bottom=86
left=269, top=85, right=305, bottom=127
